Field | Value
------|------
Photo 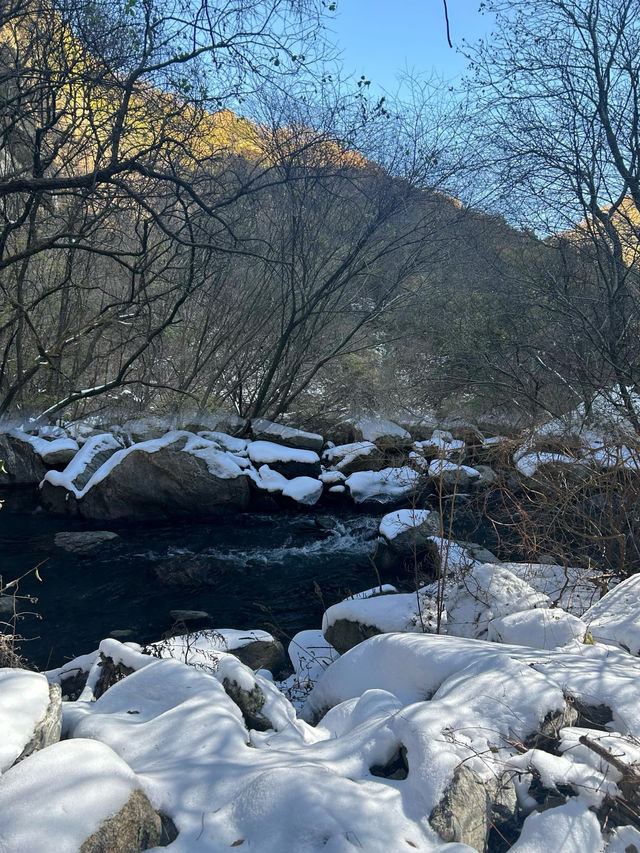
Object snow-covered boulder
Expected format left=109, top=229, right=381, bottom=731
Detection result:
left=49, top=432, right=250, bottom=519
left=488, top=608, right=588, bottom=649
left=428, top=458, right=481, bottom=492
left=322, top=441, right=386, bottom=475
left=345, top=466, right=424, bottom=504
left=379, top=508, right=441, bottom=553
left=279, top=630, right=339, bottom=708
left=40, top=432, right=125, bottom=512
left=0, top=739, right=164, bottom=853
left=0, top=429, right=78, bottom=484
left=322, top=588, right=440, bottom=653
left=251, top=418, right=323, bottom=452
left=249, top=465, right=323, bottom=506
left=352, top=416, right=412, bottom=446
left=247, top=440, right=321, bottom=478
left=582, top=574, right=640, bottom=654
left=0, top=669, right=61, bottom=771
left=443, top=562, right=550, bottom=639
left=154, top=629, right=287, bottom=676
left=120, top=415, right=167, bottom=444
left=499, top=561, right=603, bottom=615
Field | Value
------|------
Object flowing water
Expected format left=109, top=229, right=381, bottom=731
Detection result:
left=2, top=489, right=383, bottom=669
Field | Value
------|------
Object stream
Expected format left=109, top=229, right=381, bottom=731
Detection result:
left=2, top=488, right=384, bottom=669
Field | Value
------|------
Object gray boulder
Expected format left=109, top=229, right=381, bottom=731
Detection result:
left=0, top=671, right=62, bottom=771
left=75, top=433, right=250, bottom=520
left=79, top=788, right=164, bottom=853
left=251, top=418, right=323, bottom=452
left=247, top=440, right=321, bottom=479
left=429, top=764, right=491, bottom=852
left=0, top=430, right=48, bottom=484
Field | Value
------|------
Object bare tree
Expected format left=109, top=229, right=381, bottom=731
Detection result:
left=463, top=0, right=640, bottom=429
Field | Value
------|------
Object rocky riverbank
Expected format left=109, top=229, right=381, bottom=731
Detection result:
left=3, top=409, right=640, bottom=851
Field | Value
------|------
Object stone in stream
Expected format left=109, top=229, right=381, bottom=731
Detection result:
left=54, top=530, right=120, bottom=554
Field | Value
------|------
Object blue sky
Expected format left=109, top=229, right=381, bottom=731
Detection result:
left=326, top=0, right=494, bottom=94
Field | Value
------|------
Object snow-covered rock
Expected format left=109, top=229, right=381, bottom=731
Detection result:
left=0, top=669, right=61, bottom=771
left=249, top=465, right=323, bottom=505
left=322, top=441, right=386, bottom=475
left=352, top=416, right=412, bottom=446
left=582, top=574, right=640, bottom=654
left=0, top=429, right=78, bottom=484
left=322, top=589, right=440, bottom=653
left=345, top=466, right=424, bottom=504
left=0, top=738, right=163, bottom=853
left=428, top=458, right=481, bottom=491
left=153, top=629, right=287, bottom=675
left=443, top=562, right=550, bottom=639
left=45, top=432, right=250, bottom=519
left=488, top=607, right=587, bottom=649
left=247, top=440, right=321, bottom=478
left=379, top=508, right=441, bottom=552
left=251, top=418, right=323, bottom=452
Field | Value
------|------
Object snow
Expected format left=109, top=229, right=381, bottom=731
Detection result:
left=345, top=466, right=422, bottom=503
left=41, top=432, right=122, bottom=495
left=379, top=508, right=437, bottom=542
left=49, top=431, right=246, bottom=500
left=499, top=561, right=604, bottom=615
left=353, top=416, right=411, bottom=444
left=322, top=441, right=379, bottom=472
left=6, top=428, right=79, bottom=464
left=488, top=607, right=587, bottom=649
left=582, top=573, right=640, bottom=653
left=197, top=430, right=248, bottom=454
left=428, top=458, right=480, bottom=479
left=250, top=464, right=323, bottom=505
left=509, top=798, right=604, bottom=852
left=0, top=739, right=143, bottom=853
left=0, top=669, right=50, bottom=772
left=322, top=589, right=440, bottom=637
left=515, top=451, right=578, bottom=477
left=247, top=440, right=320, bottom=466
left=442, top=562, right=550, bottom=639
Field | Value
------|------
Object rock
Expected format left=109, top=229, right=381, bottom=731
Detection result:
left=322, top=441, right=387, bottom=476
left=488, top=607, right=588, bottom=649
left=40, top=433, right=127, bottom=514
left=0, top=670, right=62, bottom=771
left=222, top=677, right=273, bottom=731
left=322, top=590, right=439, bottom=654
left=231, top=638, right=286, bottom=676
left=429, top=764, right=491, bottom=852
left=74, top=432, right=250, bottom=520
left=54, top=530, right=119, bottom=554
left=169, top=609, right=211, bottom=624
left=251, top=418, right=323, bottom=452
left=93, top=654, right=136, bottom=700
left=0, top=738, right=166, bottom=853
left=247, top=440, right=321, bottom=479
left=15, top=683, right=62, bottom=764
left=379, top=508, right=441, bottom=553
left=524, top=701, right=578, bottom=751
left=345, top=467, right=425, bottom=504
left=79, top=788, right=163, bottom=853
left=352, top=416, right=412, bottom=447
left=428, top=459, right=481, bottom=492
left=0, top=430, right=48, bottom=484
left=582, top=574, right=640, bottom=654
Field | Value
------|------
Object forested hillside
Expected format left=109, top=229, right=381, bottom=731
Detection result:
left=2, top=0, right=640, bottom=434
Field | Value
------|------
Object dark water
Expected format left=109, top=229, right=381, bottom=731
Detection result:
left=1, top=490, right=383, bottom=669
